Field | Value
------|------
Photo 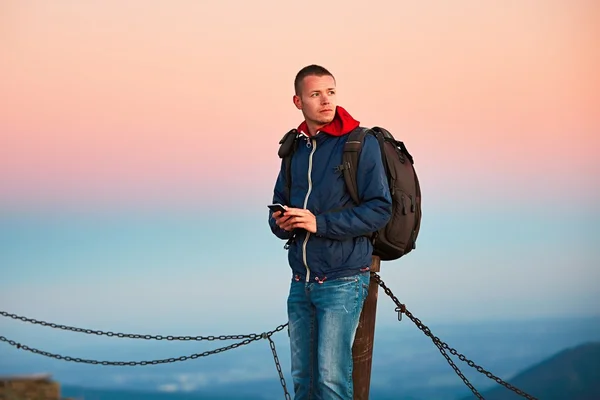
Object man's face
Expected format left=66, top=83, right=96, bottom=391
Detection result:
left=293, top=74, right=337, bottom=128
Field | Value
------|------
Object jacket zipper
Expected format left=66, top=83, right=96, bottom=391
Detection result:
left=302, top=135, right=317, bottom=282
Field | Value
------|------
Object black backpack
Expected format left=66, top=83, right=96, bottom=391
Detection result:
left=277, top=126, right=422, bottom=261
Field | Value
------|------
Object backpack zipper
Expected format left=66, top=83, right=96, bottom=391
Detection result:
left=302, top=135, right=318, bottom=282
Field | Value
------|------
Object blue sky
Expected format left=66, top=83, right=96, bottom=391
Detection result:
left=2, top=197, right=598, bottom=353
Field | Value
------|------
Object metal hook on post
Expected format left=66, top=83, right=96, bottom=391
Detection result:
left=395, top=304, right=406, bottom=321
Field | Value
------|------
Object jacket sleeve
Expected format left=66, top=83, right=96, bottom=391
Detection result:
left=315, top=134, right=392, bottom=240
left=269, top=159, right=295, bottom=240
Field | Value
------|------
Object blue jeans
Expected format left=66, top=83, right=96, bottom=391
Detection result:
left=287, top=271, right=370, bottom=400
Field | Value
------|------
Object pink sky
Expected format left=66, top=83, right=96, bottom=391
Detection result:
left=1, top=0, right=598, bottom=210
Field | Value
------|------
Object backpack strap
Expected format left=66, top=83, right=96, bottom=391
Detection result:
left=370, top=126, right=396, bottom=191
left=277, top=129, right=300, bottom=249
left=341, top=127, right=372, bottom=205
left=278, top=128, right=299, bottom=204
left=341, top=127, right=385, bottom=243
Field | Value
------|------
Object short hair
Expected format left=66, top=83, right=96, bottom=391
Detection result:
left=294, top=64, right=336, bottom=96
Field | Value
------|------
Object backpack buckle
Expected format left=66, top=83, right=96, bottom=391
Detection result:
left=334, top=162, right=351, bottom=172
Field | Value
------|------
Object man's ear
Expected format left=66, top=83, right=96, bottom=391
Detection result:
left=293, top=94, right=302, bottom=110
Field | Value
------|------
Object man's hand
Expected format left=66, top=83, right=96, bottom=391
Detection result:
left=275, top=207, right=317, bottom=234
left=271, top=209, right=291, bottom=231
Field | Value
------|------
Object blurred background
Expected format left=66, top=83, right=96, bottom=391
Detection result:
left=1, top=1, right=598, bottom=399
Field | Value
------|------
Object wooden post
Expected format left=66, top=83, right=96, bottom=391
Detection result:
left=352, top=255, right=381, bottom=400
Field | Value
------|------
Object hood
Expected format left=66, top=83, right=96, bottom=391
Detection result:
left=298, top=105, right=360, bottom=137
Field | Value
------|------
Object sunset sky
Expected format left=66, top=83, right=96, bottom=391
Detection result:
left=1, top=0, right=598, bottom=355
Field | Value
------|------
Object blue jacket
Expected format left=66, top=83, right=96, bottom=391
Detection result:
left=269, top=106, right=392, bottom=283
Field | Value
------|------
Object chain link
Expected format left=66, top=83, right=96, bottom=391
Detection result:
left=0, top=334, right=261, bottom=366
left=0, top=323, right=288, bottom=367
left=0, top=311, right=259, bottom=342
left=264, top=324, right=292, bottom=398
left=372, top=273, right=538, bottom=400
left=267, top=334, right=292, bottom=399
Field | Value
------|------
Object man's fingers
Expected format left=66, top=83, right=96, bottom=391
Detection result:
left=274, top=209, right=316, bottom=234
left=283, top=208, right=309, bottom=217
left=279, top=215, right=302, bottom=229
left=279, top=216, right=296, bottom=227
left=285, top=208, right=308, bottom=215
left=289, top=216, right=309, bottom=229
left=277, top=214, right=295, bottom=229
left=276, top=211, right=315, bottom=233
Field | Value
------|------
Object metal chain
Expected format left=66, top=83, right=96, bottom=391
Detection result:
left=0, top=310, right=257, bottom=342
left=0, top=334, right=259, bottom=366
left=267, top=333, right=292, bottom=399
left=2, top=272, right=539, bottom=400
left=265, top=324, right=292, bottom=398
left=434, top=342, right=484, bottom=399
left=0, top=323, right=289, bottom=367
left=372, top=273, right=538, bottom=400
left=1, top=309, right=291, bottom=398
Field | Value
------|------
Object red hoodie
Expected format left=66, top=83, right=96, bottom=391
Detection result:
left=297, top=106, right=360, bottom=137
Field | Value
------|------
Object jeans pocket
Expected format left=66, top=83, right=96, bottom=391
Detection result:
left=361, top=282, right=370, bottom=300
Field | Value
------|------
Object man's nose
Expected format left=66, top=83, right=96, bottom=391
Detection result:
left=321, top=95, right=330, bottom=104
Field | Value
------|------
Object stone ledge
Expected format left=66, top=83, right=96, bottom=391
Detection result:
left=0, top=373, right=77, bottom=400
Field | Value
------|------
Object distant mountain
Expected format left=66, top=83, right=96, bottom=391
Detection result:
left=462, top=341, right=600, bottom=400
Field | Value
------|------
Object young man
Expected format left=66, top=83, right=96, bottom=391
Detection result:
left=269, top=64, right=392, bottom=399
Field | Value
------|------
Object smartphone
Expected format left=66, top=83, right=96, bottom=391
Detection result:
left=268, top=203, right=287, bottom=215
